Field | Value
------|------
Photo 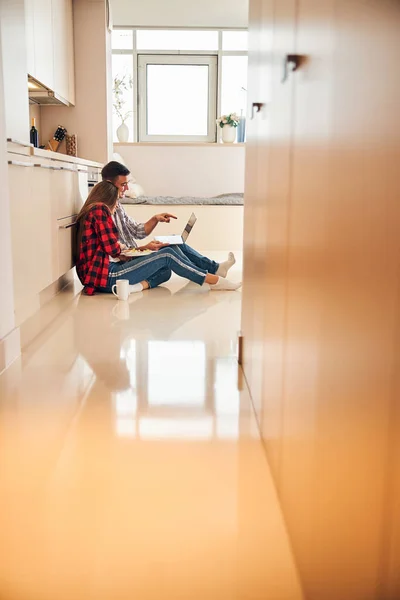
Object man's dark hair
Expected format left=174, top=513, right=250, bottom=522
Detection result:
left=101, top=161, right=130, bottom=182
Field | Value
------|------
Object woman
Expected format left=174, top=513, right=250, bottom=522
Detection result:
left=75, top=181, right=241, bottom=295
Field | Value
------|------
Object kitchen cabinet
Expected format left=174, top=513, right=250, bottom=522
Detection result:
left=8, top=152, right=38, bottom=324
left=7, top=145, right=100, bottom=326
left=25, top=0, right=35, bottom=77
left=8, top=153, right=76, bottom=324
left=32, top=0, right=54, bottom=90
left=0, top=0, right=30, bottom=142
left=32, top=158, right=59, bottom=288
left=53, top=161, right=80, bottom=278
left=52, top=0, right=75, bottom=104
left=25, top=0, right=75, bottom=104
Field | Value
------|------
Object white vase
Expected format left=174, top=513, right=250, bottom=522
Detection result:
left=221, top=125, right=236, bottom=143
left=116, top=122, right=129, bottom=143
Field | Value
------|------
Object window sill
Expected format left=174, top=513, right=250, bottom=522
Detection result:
left=113, top=142, right=246, bottom=147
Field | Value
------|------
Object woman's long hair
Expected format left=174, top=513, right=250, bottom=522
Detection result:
left=74, top=181, right=119, bottom=261
left=77, top=180, right=119, bottom=222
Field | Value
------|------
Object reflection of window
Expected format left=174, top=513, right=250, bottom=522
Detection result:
left=139, top=56, right=217, bottom=142
left=112, top=28, right=248, bottom=143
left=148, top=341, right=205, bottom=406
left=114, top=389, right=137, bottom=416
left=214, top=359, right=240, bottom=415
left=139, top=417, right=213, bottom=440
left=214, top=359, right=240, bottom=439
left=116, top=418, right=136, bottom=438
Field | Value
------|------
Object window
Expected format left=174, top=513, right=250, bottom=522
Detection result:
left=136, top=29, right=219, bottom=51
left=112, top=29, right=248, bottom=143
left=138, top=55, right=217, bottom=142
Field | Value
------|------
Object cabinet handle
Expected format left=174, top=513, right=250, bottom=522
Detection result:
left=60, top=166, right=75, bottom=172
left=59, top=221, right=77, bottom=229
left=33, top=163, right=62, bottom=170
left=282, top=54, right=304, bottom=83
left=251, top=102, right=264, bottom=119
left=7, top=138, right=33, bottom=148
left=8, top=160, right=33, bottom=167
left=77, top=168, right=88, bottom=172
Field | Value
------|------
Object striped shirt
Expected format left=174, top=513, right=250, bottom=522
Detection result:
left=113, top=202, right=147, bottom=248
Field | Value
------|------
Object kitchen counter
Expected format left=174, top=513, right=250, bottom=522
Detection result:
left=32, top=147, right=103, bottom=168
left=121, top=193, right=244, bottom=206
left=6, top=138, right=103, bottom=168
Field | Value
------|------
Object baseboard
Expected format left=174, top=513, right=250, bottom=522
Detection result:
left=0, top=326, right=21, bottom=374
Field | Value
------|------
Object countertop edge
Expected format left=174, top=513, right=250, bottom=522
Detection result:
left=31, top=147, right=103, bottom=168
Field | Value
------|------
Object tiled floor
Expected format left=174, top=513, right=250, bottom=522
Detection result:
left=0, top=253, right=303, bottom=600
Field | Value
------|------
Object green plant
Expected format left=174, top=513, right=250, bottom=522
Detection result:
left=113, top=73, right=133, bottom=124
left=216, top=113, right=240, bottom=128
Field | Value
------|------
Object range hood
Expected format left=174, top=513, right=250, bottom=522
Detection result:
left=28, top=77, right=70, bottom=106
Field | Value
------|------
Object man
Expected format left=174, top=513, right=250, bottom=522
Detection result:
left=101, top=161, right=236, bottom=278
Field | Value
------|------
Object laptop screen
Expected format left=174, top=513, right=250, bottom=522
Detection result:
left=181, top=213, right=197, bottom=242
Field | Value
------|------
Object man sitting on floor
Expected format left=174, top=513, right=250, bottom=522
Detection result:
left=101, top=161, right=236, bottom=279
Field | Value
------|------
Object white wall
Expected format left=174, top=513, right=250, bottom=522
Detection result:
left=124, top=204, right=243, bottom=251
left=110, top=0, right=249, bottom=28
left=114, top=144, right=245, bottom=197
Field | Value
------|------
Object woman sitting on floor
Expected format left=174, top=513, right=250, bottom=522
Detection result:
left=75, top=181, right=241, bottom=296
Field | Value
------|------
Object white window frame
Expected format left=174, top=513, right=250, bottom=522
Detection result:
left=111, top=28, right=248, bottom=144
left=138, top=54, right=218, bottom=143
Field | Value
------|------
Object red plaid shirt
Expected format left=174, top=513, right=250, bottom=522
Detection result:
left=76, top=204, right=121, bottom=295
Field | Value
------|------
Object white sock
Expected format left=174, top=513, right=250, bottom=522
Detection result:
left=210, top=277, right=242, bottom=291
left=129, top=283, right=143, bottom=294
left=216, top=252, right=236, bottom=278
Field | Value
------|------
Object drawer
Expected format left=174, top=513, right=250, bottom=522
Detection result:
left=57, top=215, right=77, bottom=278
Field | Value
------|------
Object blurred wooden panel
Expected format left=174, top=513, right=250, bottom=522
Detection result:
left=242, top=0, right=400, bottom=597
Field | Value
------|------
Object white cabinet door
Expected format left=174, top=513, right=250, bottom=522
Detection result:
left=54, top=163, right=76, bottom=218
left=25, top=0, right=35, bottom=76
left=52, top=0, right=69, bottom=101
left=31, top=160, right=58, bottom=288
left=33, top=0, right=54, bottom=88
left=57, top=217, right=75, bottom=278
left=65, top=0, right=75, bottom=104
left=52, top=164, right=78, bottom=278
left=8, top=154, right=38, bottom=324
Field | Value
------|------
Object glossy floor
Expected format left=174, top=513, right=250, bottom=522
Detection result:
left=0, top=254, right=303, bottom=600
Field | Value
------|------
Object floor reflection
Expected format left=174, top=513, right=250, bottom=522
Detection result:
left=0, top=272, right=303, bottom=600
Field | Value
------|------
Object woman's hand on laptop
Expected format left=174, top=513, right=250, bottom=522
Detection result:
left=139, top=241, right=170, bottom=251
left=155, top=213, right=177, bottom=223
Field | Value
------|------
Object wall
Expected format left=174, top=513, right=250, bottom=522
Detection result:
left=110, top=0, right=249, bottom=28
left=123, top=204, right=243, bottom=251
left=0, top=26, right=20, bottom=371
left=40, top=0, right=112, bottom=163
left=114, top=144, right=245, bottom=197
left=242, top=0, right=400, bottom=598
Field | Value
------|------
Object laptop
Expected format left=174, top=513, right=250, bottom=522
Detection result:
left=154, top=212, right=197, bottom=245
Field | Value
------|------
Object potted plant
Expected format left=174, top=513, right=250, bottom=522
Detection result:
left=113, top=73, right=133, bottom=142
left=216, top=113, right=240, bottom=143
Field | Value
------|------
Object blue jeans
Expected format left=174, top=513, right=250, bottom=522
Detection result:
left=101, top=245, right=219, bottom=292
